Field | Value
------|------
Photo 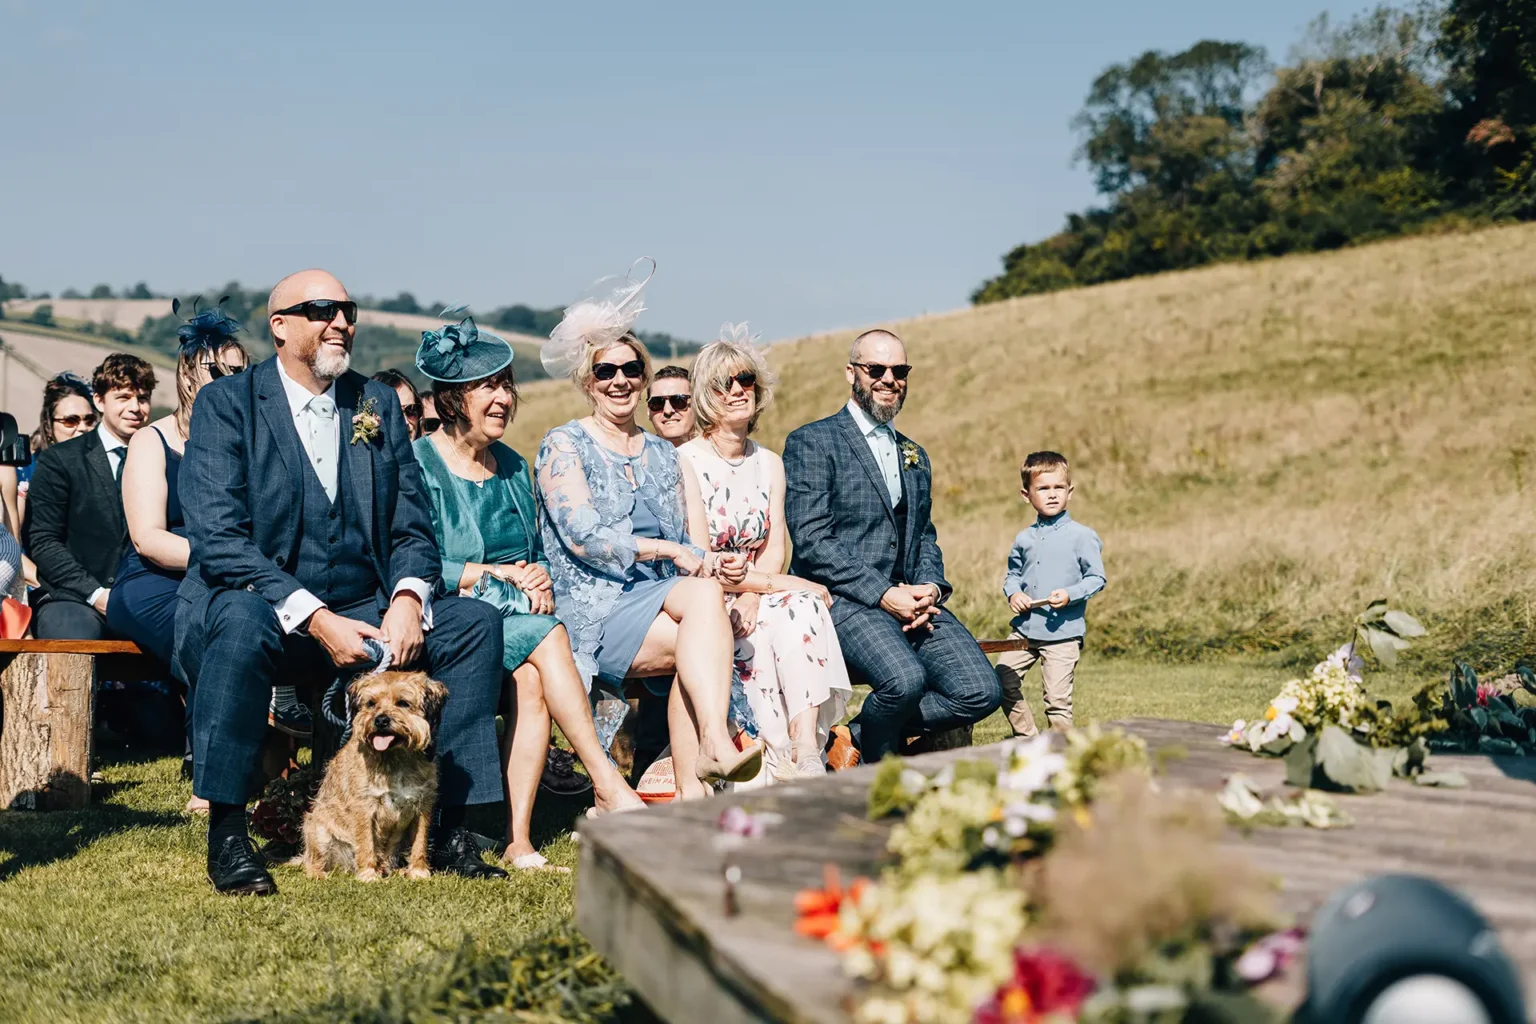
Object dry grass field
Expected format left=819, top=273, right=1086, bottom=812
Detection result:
left=503, top=223, right=1536, bottom=672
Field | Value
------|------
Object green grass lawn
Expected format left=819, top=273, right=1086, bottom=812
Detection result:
left=0, top=654, right=1433, bottom=1023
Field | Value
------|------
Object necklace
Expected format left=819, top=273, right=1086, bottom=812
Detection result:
left=440, top=435, right=492, bottom=486
left=707, top=433, right=749, bottom=466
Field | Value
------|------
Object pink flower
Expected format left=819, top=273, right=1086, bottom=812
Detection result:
left=974, top=948, right=1095, bottom=1023
left=1475, top=683, right=1494, bottom=708
left=1234, top=928, right=1306, bottom=984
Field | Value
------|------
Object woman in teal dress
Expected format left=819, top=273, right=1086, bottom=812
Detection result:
left=414, top=316, right=643, bottom=871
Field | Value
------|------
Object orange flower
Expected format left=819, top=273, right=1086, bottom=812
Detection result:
left=793, top=866, right=873, bottom=948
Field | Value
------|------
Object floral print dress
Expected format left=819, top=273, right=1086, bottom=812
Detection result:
left=679, top=439, right=851, bottom=777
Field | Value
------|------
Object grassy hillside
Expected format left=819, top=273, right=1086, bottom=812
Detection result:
left=503, top=223, right=1536, bottom=673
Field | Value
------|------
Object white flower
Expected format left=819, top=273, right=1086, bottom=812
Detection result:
left=898, top=768, right=928, bottom=796
left=1221, top=719, right=1247, bottom=745
left=981, top=826, right=1001, bottom=848
left=1271, top=695, right=1299, bottom=716
left=1320, top=641, right=1365, bottom=682
left=1218, top=774, right=1265, bottom=820
left=1000, top=734, right=1067, bottom=796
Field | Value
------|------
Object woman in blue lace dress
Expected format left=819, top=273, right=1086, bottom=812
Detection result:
left=413, top=317, right=643, bottom=865
left=535, top=266, right=762, bottom=799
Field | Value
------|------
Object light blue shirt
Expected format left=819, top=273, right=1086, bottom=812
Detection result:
left=845, top=399, right=901, bottom=506
left=1003, top=511, right=1106, bottom=641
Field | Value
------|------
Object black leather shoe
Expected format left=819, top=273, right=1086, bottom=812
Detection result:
left=430, top=827, right=509, bottom=879
left=181, top=758, right=194, bottom=782
left=207, top=834, right=278, bottom=896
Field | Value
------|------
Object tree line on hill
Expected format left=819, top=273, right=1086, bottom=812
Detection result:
left=973, top=1, right=1536, bottom=303
left=1, top=276, right=700, bottom=384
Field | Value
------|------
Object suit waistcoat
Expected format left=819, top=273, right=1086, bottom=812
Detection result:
left=890, top=482, right=909, bottom=585
left=292, top=438, right=377, bottom=610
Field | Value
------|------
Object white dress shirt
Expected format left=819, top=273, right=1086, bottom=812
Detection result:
left=89, top=423, right=130, bottom=609
left=273, top=359, right=432, bottom=634
left=846, top=399, right=902, bottom=507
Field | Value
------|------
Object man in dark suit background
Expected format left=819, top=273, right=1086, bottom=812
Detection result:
left=22, top=353, right=154, bottom=639
left=175, top=269, right=506, bottom=895
left=783, top=329, right=1000, bottom=763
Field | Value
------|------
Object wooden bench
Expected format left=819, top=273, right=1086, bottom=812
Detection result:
left=0, top=639, right=157, bottom=811
left=0, top=633, right=1031, bottom=812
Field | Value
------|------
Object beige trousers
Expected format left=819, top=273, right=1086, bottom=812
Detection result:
left=994, top=636, right=1082, bottom=738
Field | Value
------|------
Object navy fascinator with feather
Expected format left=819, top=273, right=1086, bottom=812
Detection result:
left=172, top=295, right=242, bottom=354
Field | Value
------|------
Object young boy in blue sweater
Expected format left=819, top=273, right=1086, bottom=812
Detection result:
left=995, top=451, right=1106, bottom=736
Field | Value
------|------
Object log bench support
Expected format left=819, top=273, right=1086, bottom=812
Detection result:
left=0, top=649, right=95, bottom=810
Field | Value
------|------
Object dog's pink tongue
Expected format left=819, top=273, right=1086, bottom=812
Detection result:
left=372, top=735, right=396, bottom=752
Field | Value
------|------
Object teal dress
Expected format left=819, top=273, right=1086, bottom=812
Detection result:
left=414, top=437, right=557, bottom=671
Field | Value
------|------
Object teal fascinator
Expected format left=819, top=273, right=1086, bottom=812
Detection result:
left=415, top=307, right=514, bottom=383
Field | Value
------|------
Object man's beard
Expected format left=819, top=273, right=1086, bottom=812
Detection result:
left=311, top=343, right=351, bottom=382
left=853, top=377, right=904, bottom=425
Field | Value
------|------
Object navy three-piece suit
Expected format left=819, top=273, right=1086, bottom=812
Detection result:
left=173, top=357, right=503, bottom=806
left=783, top=406, right=1000, bottom=760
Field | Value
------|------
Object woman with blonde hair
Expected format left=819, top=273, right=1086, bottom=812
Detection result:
left=535, top=261, right=762, bottom=800
left=678, top=325, right=851, bottom=779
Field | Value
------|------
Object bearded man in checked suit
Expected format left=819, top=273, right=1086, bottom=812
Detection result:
left=783, top=329, right=1000, bottom=763
left=175, top=269, right=506, bottom=895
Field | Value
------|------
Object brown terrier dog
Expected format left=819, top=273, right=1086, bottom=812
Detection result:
left=303, top=671, right=448, bottom=882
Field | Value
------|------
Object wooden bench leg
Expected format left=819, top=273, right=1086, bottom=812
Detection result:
left=0, top=651, right=94, bottom=811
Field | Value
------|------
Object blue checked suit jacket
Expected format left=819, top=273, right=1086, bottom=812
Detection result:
left=178, top=356, right=441, bottom=611
left=783, top=406, right=951, bottom=626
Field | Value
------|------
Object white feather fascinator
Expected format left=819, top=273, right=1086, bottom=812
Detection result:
left=541, top=257, right=656, bottom=378
left=717, top=321, right=764, bottom=348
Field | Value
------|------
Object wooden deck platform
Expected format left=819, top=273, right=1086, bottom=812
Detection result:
left=576, top=718, right=1536, bottom=1023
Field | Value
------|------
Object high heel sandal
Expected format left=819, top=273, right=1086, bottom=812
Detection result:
left=695, top=741, right=764, bottom=785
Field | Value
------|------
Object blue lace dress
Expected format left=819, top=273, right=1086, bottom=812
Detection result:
left=536, top=420, right=759, bottom=734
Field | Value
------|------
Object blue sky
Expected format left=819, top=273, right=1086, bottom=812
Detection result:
left=0, top=1, right=1374, bottom=341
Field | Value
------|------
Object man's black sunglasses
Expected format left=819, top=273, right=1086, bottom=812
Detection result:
left=714, top=371, right=757, bottom=392
left=851, top=361, right=911, bottom=382
left=592, top=360, right=645, bottom=382
left=647, top=394, right=691, bottom=414
left=400, top=403, right=423, bottom=419
left=420, top=417, right=442, bottom=434
left=200, top=361, right=247, bottom=380
left=271, top=299, right=359, bottom=325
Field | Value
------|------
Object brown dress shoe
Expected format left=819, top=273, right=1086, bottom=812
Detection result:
left=825, top=725, right=861, bottom=771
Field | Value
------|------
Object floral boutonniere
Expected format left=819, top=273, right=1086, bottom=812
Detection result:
left=351, top=398, right=381, bottom=445
left=900, top=440, right=923, bottom=471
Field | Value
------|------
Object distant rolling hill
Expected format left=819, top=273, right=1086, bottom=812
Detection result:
left=502, top=223, right=1536, bottom=671
left=0, top=298, right=546, bottom=348
left=0, top=326, right=176, bottom=431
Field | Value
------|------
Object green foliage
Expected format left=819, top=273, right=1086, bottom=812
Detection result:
left=27, top=304, right=53, bottom=327
left=0, top=275, right=25, bottom=302
left=264, top=922, right=655, bottom=1024
left=975, top=4, right=1536, bottom=302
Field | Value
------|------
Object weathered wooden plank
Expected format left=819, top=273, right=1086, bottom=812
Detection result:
left=0, top=639, right=144, bottom=655
left=0, top=652, right=94, bottom=810
left=579, top=718, right=1536, bottom=1023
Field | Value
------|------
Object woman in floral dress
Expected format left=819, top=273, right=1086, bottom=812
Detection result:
left=678, top=327, right=851, bottom=780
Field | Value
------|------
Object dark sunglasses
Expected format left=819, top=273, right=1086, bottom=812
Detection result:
left=200, top=361, right=247, bottom=380
left=271, top=299, right=359, bottom=325
left=714, top=371, right=757, bottom=392
left=420, top=417, right=441, bottom=434
left=400, top=403, right=423, bottom=419
left=851, top=361, right=912, bottom=382
left=53, top=413, right=99, bottom=429
left=647, top=394, right=692, bottom=414
left=592, top=359, right=645, bottom=382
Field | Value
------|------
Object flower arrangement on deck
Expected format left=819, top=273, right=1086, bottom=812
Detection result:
left=796, top=729, right=1297, bottom=1024
left=1219, top=603, right=1468, bottom=793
